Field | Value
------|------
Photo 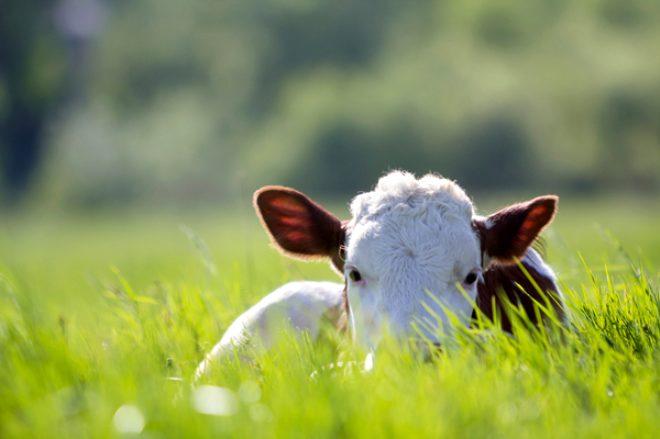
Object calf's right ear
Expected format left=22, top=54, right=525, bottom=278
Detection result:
left=475, top=195, right=558, bottom=265
left=254, top=186, right=345, bottom=265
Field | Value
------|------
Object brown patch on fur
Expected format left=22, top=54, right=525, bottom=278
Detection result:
left=254, top=186, right=345, bottom=272
left=321, top=296, right=348, bottom=334
left=337, top=279, right=350, bottom=333
left=473, top=259, right=565, bottom=332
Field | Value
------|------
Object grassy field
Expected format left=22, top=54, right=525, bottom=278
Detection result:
left=0, top=196, right=658, bottom=437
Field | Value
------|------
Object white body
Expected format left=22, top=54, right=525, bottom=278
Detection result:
left=195, top=281, right=343, bottom=379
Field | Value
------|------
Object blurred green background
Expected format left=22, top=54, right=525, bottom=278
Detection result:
left=1, top=5, right=659, bottom=436
left=1, top=0, right=659, bottom=209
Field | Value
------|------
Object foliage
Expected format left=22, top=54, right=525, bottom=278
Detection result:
left=31, top=0, right=660, bottom=206
left=0, top=0, right=68, bottom=202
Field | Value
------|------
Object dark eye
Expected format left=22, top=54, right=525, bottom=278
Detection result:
left=349, top=269, right=362, bottom=282
left=464, top=272, right=478, bottom=285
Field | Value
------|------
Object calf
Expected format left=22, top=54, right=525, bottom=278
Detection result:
left=196, top=171, right=565, bottom=376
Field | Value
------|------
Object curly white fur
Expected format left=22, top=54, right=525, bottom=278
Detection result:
left=349, top=171, right=475, bottom=224
left=345, top=171, right=481, bottom=347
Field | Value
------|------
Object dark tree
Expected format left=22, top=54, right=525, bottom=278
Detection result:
left=0, top=1, right=68, bottom=204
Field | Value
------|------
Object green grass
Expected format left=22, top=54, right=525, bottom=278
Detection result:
left=0, top=196, right=658, bottom=438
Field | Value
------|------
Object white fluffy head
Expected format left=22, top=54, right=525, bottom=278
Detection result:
left=344, top=171, right=481, bottom=347
left=349, top=171, right=475, bottom=223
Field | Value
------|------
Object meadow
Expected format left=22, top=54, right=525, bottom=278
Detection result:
left=0, top=195, right=658, bottom=437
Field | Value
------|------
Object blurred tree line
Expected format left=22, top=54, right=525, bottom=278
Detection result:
left=2, top=0, right=659, bottom=207
left=0, top=1, right=67, bottom=204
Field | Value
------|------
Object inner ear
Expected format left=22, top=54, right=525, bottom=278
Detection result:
left=475, top=195, right=558, bottom=264
left=254, top=186, right=345, bottom=264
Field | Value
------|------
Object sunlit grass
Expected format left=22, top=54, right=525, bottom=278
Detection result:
left=0, top=198, right=658, bottom=437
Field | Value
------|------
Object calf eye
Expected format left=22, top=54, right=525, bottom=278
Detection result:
left=464, top=272, right=478, bottom=285
left=349, top=269, right=363, bottom=283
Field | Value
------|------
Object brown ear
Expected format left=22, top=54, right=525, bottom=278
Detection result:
left=254, top=186, right=345, bottom=263
left=475, top=195, right=558, bottom=264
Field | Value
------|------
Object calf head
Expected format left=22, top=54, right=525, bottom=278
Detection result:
left=255, top=172, right=557, bottom=348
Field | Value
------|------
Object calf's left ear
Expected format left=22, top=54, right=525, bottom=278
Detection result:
left=474, top=195, right=558, bottom=264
